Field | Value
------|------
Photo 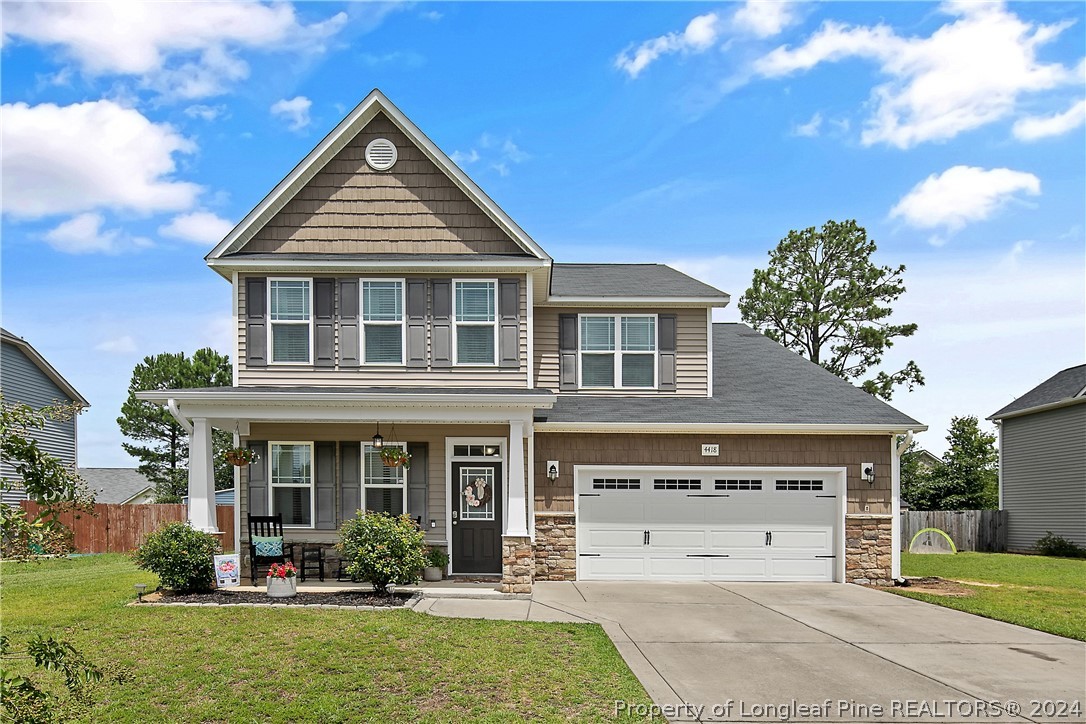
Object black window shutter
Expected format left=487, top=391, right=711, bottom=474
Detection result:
left=406, top=279, right=428, bottom=368
left=314, top=279, right=335, bottom=368
left=246, top=441, right=268, bottom=517
left=339, top=442, right=361, bottom=523
left=314, top=442, right=336, bottom=529
left=431, top=279, right=452, bottom=367
left=407, top=442, right=429, bottom=527
left=498, top=279, right=520, bottom=368
left=245, top=278, right=267, bottom=368
left=659, top=314, right=677, bottom=392
left=337, top=279, right=360, bottom=367
left=558, top=314, right=578, bottom=391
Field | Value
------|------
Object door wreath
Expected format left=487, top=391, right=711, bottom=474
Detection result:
left=463, top=477, right=492, bottom=508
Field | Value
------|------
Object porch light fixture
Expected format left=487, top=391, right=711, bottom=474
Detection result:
left=547, top=461, right=559, bottom=482
left=372, top=423, right=384, bottom=450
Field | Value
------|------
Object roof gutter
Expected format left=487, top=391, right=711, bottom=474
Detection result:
left=540, top=295, right=730, bottom=307
left=532, top=422, right=928, bottom=435
left=140, top=390, right=556, bottom=409
left=987, top=395, right=1086, bottom=421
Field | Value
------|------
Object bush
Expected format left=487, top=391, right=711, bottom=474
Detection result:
left=337, top=512, right=427, bottom=593
left=1035, top=532, right=1086, bottom=559
left=426, top=546, right=449, bottom=569
left=132, top=522, right=221, bottom=592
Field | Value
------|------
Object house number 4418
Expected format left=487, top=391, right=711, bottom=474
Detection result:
left=701, top=444, right=719, bottom=456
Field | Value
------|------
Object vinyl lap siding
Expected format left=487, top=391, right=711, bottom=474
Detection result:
left=1001, top=404, right=1086, bottom=549
left=239, top=112, right=525, bottom=255
left=0, top=343, right=78, bottom=504
left=534, top=307, right=709, bottom=396
left=237, top=273, right=528, bottom=386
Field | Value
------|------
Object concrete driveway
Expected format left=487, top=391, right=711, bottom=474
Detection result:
left=530, top=581, right=1085, bottom=722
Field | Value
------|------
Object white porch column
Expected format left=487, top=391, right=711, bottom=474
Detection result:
left=188, top=417, right=219, bottom=533
left=891, top=431, right=913, bottom=580
left=504, top=419, right=529, bottom=537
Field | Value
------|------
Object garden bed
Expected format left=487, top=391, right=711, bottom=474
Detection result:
left=143, top=589, right=415, bottom=607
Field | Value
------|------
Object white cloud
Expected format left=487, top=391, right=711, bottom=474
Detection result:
left=1, top=1, right=348, bottom=100
left=270, top=96, right=312, bottom=131
left=95, top=335, right=138, bottom=354
left=1, top=100, right=201, bottom=219
left=733, top=0, right=800, bottom=39
left=792, top=112, right=822, bottom=137
left=452, top=134, right=529, bottom=176
left=159, top=211, right=234, bottom=245
left=451, top=149, right=480, bottom=165
left=42, top=212, right=151, bottom=254
left=1013, top=98, right=1086, bottom=141
left=184, top=103, right=226, bottom=121
left=890, top=166, right=1041, bottom=234
left=615, top=12, right=721, bottom=79
left=755, top=3, right=1082, bottom=148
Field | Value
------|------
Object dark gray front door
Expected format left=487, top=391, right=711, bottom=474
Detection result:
left=451, top=462, right=502, bottom=574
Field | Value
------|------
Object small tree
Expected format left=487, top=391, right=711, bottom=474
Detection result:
left=117, top=348, right=233, bottom=502
left=337, top=513, right=427, bottom=593
left=907, top=416, right=999, bottom=510
left=739, top=219, right=924, bottom=400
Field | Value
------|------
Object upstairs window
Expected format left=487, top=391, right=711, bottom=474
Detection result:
left=454, top=280, right=497, bottom=365
left=579, top=314, right=656, bottom=388
left=269, top=279, right=311, bottom=364
left=362, top=280, right=404, bottom=365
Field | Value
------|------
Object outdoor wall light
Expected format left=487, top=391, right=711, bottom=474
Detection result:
left=372, top=423, right=384, bottom=450
left=134, top=583, right=147, bottom=602
left=862, top=463, right=875, bottom=484
left=546, top=460, right=559, bottom=482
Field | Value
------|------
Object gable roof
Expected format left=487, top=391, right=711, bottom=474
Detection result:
left=206, top=89, right=550, bottom=265
left=536, top=323, right=924, bottom=430
left=78, top=468, right=153, bottom=504
left=989, top=363, right=1086, bottom=420
left=1, top=328, right=88, bottom=406
left=548, top=264, right=730, bottom=304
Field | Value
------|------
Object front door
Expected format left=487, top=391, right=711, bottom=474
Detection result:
left=451, top=462, right=502, bottom=574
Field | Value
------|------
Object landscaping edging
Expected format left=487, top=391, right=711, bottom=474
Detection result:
left=129, top=591, right=422, bottom=610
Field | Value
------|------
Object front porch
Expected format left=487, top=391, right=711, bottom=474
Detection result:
left=136, top=387, right=555, bottom=592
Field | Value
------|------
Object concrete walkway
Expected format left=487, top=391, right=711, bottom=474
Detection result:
left=423, top=581, right=1086, bottom=722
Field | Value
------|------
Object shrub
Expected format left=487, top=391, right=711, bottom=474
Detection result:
left=337, top=512, right=427, bottom=593
left=426, top=546, right=449, bottom=569
left=1035, top=532, right=1086, bottom=559
left=132, top=522, right=221, bottom=592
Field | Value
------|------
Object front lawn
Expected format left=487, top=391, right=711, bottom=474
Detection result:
left=894, top=551, right=1086, bottom=641
left=1, top=554, right=652, bottom=722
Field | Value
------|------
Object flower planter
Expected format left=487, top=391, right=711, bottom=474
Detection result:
left=224, top=449, right=256, bottom=467
left=422, top=566, right=443, bottom=582
left=266, top=576, right=297, bottom=598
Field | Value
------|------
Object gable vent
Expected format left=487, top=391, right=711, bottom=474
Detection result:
left=365, top=138, right=398, bottom=171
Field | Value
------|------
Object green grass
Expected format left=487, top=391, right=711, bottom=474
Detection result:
left=893, top=552, right=1086, bottom=641
left=1, top=555, right=652, bottom=722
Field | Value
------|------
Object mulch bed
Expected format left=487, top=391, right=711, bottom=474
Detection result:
left=145, top=589, right=414, bottom=607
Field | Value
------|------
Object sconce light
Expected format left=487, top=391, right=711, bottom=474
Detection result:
left=546, top=460, right=559, bottom=482
left=861, top=463, right=875, bottom=484
left=134, top=583, right=147, bottom=602
left=372, top=423, right=384, bottom=450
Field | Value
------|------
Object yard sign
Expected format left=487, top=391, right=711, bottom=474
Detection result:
left=214, top=554, right=241, bottom=587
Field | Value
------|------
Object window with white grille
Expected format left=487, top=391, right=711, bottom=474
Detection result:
left=775, top=479, right=824, bottom=491
left=654, top=479, right=702, bottom=490
left=715, top=479, right=763, bottom=491
left=592, top=478, right=641, bottom=490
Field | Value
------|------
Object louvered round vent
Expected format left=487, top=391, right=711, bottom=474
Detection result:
left=365, top=138, right=398, bottom=171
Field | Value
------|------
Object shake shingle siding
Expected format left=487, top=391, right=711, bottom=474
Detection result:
left=0, top=343, right=78, bottom=505
left=1001, top=404, right=1086, bottom=550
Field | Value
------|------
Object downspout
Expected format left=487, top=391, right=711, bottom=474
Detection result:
left=167, top=399, right=194, bottom=435
left=891, top=430, right=914, bottom=581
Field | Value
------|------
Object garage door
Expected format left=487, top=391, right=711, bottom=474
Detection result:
left=577, top=468, right=841, bottom=582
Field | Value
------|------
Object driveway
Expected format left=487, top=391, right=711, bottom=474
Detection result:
left=527, top=581, right=1086, bottom=722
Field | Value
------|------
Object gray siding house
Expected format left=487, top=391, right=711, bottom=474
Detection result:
left=0, top=328, right=88, bottom=505
left=989, top=364, right=1086, bottom=551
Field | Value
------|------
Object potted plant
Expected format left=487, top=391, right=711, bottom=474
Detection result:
left=223, top=447, right=257, bottom=467
left=422, top=547, right=448, bottom=582
left=380, top=447, right=411, bottom=469
left=266, top=561, right=297, bottom=598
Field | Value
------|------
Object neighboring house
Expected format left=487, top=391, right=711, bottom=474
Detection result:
left=1, top=328, right=88, bottom=505
left=913, top=448, right=941, bottom=470
left=989, top=364, right=1086, bottom=551
left=138, top=90, right=924, bottom=591
left=78, top=468, right=155, bottom=505
left=182, top=488, right=235, bottom=506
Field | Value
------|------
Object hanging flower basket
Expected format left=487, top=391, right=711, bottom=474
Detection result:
left=223, top=447, right=257, bottom=467
left=380, top=447, right=411, bottom=469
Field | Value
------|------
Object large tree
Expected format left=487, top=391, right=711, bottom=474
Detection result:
left=738, top=219, right=924, bottom=400
left=904, top=416, right=999, bottom=511
left=117, top=348, right=233, bottom=503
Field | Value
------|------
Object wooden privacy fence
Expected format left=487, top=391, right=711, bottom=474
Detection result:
left=20, top=501, right=235, bottom=554
left=901, top=510, right=1007, bottom=553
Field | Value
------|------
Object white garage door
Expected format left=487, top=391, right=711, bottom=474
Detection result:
left=577, top=467, right=842, bottom=582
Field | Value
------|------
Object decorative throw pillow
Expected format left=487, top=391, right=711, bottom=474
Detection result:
left=252, top=535, right=283, bottom=557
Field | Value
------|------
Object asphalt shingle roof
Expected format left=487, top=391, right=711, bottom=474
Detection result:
left=78, top=468, right=153, bottom=504
left=549, top=264, right=728, bottom=299
left=989, top=364, right=1086, bottom=419
left=537, top=323, right=923, bottom=427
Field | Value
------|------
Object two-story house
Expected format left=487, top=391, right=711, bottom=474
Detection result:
left=140, top=90, right=924, bottom=592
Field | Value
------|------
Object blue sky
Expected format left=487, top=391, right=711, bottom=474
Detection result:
left=2, top=1, right=1083, bottom=465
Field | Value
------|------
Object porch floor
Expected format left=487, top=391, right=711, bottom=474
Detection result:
left=232, top=578, right=521, bottom=599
